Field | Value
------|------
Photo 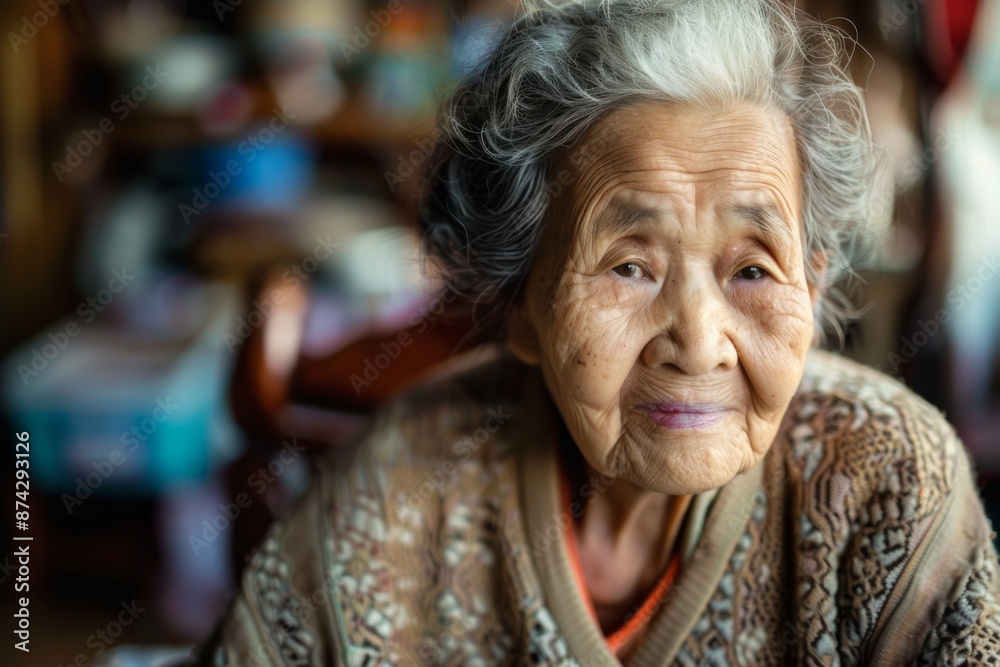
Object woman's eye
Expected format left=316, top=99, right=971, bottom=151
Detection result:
left=612, top=262, right=645, bottom=280
left=736, top=265, right=768, bottom=280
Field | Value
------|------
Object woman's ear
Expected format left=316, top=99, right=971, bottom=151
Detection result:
left=506, top=301, right=542, bottom=366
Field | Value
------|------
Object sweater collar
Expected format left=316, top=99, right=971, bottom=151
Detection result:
left=515, top=365, right=765, bottom=665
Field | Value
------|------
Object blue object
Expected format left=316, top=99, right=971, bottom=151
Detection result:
left=2, top=291, right=239, bottom=497
left=189, top=129, right=315, bottom=213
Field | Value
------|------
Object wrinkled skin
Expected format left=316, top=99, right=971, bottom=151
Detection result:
left=509, top=100, right=818, bottom=497
left=507, top=101, right=820, bottom=634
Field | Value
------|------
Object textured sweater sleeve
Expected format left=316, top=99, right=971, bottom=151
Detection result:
left=187, top=470, right=345, bottom=667
left=863, top=413, right=1000, bottom=666
left=911, top=456, right=1000, bottom=665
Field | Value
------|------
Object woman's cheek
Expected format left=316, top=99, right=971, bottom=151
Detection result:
left=735, top=285, right=813, bottom=403
left=550, top=288, right=629, bottom=350
left=737, top=282, right=813, bottom=339
left=566, top=358, right=620, bottom=409
left=551, top=340, right=632, bottom=416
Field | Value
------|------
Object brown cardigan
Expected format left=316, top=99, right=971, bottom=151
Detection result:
left=194, top=346, right=1000, bottom=666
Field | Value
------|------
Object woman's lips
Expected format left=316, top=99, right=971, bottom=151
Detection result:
left=641, top=402, right=729, bottom=429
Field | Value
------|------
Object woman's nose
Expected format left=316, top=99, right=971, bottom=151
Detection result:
left=640, top=278, right=738, bottom=376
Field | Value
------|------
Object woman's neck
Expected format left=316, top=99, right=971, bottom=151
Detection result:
left=579, top=456, right=689, bottom=556
left=559, top=420, right=691, bottom=620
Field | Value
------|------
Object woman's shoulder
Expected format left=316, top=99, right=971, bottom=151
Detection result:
left=794, top=349, right=959, bottom=449
left=773, top=354, right=999, bottom=665
left=195, top=347, right=537, bottom=667
left=312, top=343, right=535, bottom=507
left=349, top=342, right=529, bottom=459
left=783, top=349, right=968, bottom=515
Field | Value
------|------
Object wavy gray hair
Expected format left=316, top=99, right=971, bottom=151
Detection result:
left=419, top=0, right=880, bottom=342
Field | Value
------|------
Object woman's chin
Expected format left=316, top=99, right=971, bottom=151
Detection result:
left=620, top=434, right=755, bottom=496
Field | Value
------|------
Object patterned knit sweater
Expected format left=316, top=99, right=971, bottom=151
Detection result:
left=195, top=346, right=1000, bottom=666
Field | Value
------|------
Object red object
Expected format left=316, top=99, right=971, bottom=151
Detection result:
left=926, top=0, right=981, bottom=84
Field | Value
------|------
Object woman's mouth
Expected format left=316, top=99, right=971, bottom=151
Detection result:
left=640, top=402, right=729, bottom=429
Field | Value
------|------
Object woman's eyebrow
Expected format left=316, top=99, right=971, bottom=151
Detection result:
left=593, top=199, right=659, bottom=239
left=593, top=200, right=794, bottom=244
left=726, top=203, right=794, bottom=248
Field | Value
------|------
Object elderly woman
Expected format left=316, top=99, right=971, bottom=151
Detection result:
left=196, top=0, right=1000, bottom=664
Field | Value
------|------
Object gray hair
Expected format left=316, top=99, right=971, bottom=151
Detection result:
left=419, top=0, right=880, bottom=342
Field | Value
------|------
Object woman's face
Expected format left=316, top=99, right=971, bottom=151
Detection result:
left=508, top=101, right=819, bottom=495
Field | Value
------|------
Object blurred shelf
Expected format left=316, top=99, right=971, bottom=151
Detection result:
left=111, top=93, right=436, bottom=149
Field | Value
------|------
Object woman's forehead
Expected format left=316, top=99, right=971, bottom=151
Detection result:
left=550, top=101, right=803, bottom=235
left=562, top=100, right=799, bottom=174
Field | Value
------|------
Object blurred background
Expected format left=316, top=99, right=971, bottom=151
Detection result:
left=0, top=0, right=997, bottom=664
